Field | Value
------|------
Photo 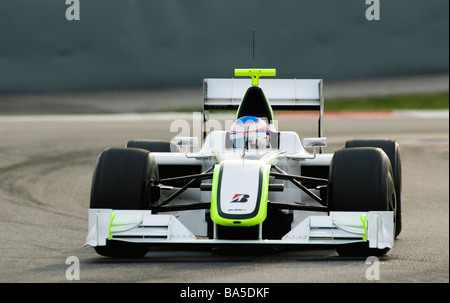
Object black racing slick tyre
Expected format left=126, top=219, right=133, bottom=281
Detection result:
left=345, top=139, right=402, bottom=237
left=90, top=147, right=159, bottom=258
left=328, top=147, right=396, bottom=257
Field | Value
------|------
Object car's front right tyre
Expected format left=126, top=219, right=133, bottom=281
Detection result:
left=90, top=147, right=158, bottom=258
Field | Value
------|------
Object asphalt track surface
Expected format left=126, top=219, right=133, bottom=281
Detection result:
left=0, top=109, right=448, bottom=283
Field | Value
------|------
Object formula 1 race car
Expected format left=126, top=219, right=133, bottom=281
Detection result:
left=85, top=68, right=402, bottom=258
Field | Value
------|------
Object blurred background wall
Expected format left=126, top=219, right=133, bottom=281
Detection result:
left=0, top=0, right=448, bottom=93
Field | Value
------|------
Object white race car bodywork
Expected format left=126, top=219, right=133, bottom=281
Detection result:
left=85, top=76, right=396, bottom=252
left=85, top=130, right=394, bottom=250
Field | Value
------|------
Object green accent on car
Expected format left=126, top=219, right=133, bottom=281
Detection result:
left=361, top=214, right=367, bottom=241
left=109, top=212, right=116, bottom=239
left=263, top=151, right=285, bottom=165
left=235, top=68, right=276, bottom=86
left=212, top=150, right=221, bottom=164
left=210, top=164, right=221, bottom=224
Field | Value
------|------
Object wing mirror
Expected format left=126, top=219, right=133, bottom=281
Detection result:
left=303, top=137, right=327, bottom=148
left=302, top=137, right=327, bottom=159
left=173, top=137, right=199, bottom=147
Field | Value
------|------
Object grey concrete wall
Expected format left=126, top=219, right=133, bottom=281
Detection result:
left=0, top=0, right=448, bottom=93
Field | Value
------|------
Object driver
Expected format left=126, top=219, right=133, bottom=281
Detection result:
left=229, top=116, right=270, bottom=149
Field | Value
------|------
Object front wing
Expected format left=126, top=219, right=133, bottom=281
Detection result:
left=85, top=209, right=394, bottom=249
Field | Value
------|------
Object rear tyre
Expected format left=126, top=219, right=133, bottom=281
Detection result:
left=328, top=147, right=396, bottom=257
left=90, top=148, right=159, bottom=258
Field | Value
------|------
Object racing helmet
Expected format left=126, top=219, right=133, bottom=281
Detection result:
left=230, top=116, right=270, bottom=149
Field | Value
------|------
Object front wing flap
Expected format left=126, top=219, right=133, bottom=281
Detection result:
left=85, top=209, right=394, bottom=249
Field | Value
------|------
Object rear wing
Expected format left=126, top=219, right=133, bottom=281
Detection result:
left=202, top=78, right=325, bottom=138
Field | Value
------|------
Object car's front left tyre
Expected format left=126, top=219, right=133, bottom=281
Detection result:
left=328, top=147, right=396, bottom=257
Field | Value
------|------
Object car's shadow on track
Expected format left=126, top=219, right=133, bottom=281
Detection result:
left=82, top=246, right=384, bottom=264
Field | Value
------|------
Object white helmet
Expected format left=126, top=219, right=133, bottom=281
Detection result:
left=230, top=116, right=270, bottom=149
